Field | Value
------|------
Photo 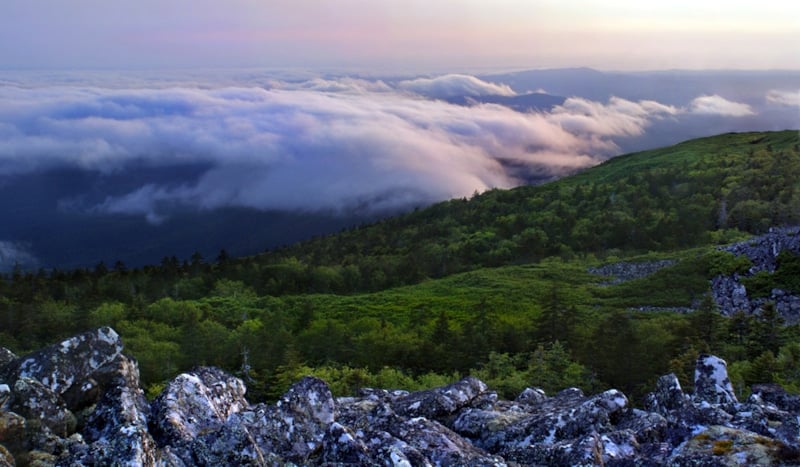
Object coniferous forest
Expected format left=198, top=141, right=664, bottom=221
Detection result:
left=1, top=130, right=799, bottom=403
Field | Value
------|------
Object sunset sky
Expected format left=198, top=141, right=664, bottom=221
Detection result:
left=2, top=0, right=798, bottom=71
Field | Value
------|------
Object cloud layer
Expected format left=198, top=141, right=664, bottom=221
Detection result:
left=0, top=75, right=764, bottom=223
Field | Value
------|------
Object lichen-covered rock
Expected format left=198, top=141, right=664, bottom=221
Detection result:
left=150, top=366, right=248, bottom=445
left=318, top=421, right=375, bottom=465
left=9, top=377, right=75, bottom=438
left=694, top=354, right=737, bottom=405
left=169, top=376, right=336, bottom=465
left=515, top=387, right=547, bottom=406
left=387, top=416, right=506, bottom=466
left=646, top=373, right=689, bottom=415
left=392, top=376, right=487, bottom=418
left=751, top=383, right=800, bottom=413
left=63, top=354, right=158, bottom=466
left=669, top=425, right=797, bottom=466
left=11, top=327, right=122, bottom=400
left=5, top=329, right=800, bottom=467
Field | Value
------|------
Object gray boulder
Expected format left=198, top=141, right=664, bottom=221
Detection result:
left=693, top=354, right=737, bottom=405
left=150, top=366, right=248, bottom=446
left=11, top=327, right=122, bottom=400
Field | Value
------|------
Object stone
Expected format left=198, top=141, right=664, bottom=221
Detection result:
left=515, top=387, right=547, bottom=405
left=693, top=354, right=737, bottom=405
left=63, top=354, right=158, bottom=466
left=9, top=377, right=76, bottom=438
left=391, top=376, right=487, bottom=418
left=11, top=327, right=122, bottom=399
left=4, top=329, right=800, bottom=466
left=669, top=425, right=795, bottom=466
left=645, top=373, right=689, bottom=415
left=711, top=226, right=800, bottom=324
left=150, top=366, right=248, bottom=445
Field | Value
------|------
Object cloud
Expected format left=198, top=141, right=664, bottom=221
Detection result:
left=397, top=74, right=516, bottom=99
left=0, top=241, right=38, bottom=272
left=689, top=95, right=755, bottom=117
left=0, top=74, right=745, bottom=223
left=766, top=89, right=800, bottom=107
left=549, top=97, right=679, bottom=137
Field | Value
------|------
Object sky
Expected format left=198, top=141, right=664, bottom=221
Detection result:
left=2, top=0, right=799, bottom=71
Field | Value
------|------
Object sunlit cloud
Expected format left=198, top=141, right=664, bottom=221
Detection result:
left=689, top=95, right=755, bottom=117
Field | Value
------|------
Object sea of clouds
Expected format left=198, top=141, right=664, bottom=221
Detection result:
left=0, top=72, right=795, bottom=228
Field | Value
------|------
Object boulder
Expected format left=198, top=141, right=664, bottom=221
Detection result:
left=515, top=387, right=547, bottom=405
left=63, top=354, right=158, bottom=466
left=669, top=425, right=797, bottom=466
left=11, top=327, right=122, bottom=399
left=9, top=377, right=75, bottom=438
left=693, top=354, right=737, bottom=405
left=150, top=366, right=248, bottom=446
left=3, top=328, right=800, bottom=467
left=391, top=376, right=487, bottom=418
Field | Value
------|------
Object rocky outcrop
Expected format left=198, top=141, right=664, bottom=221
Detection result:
left=712, top=226, right=800, bottom=324
left=1, top=329, right=800, bottom=465
left=589, top=259, right=677, bottom=285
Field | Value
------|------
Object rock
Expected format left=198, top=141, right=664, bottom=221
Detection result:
left=693, top=354, right=737, bottom=405
left=515, top=387, right=547, bottom=405
left=0, top=348, right=16, bottom=379
left=669, top=425, right=795, bottom=466
left=4, top=329, right=800, bottom=466
left=645, top=373, right=689, bottom=414
left=392, top=376, right=487, bottom=418
left=318, top=421, right=374, bottom=465
left=150, top=366, right=248, bottom=446
left=750, top=383, right=800, bottom=413
left=11, top=327, right=122, bottom=400
left=63, top=354, right=158, bottom=466
left=9, top=377, right=76, bottom=438
left=711, top=226, right=800, bottom=323
left=387, top=416, right=506, bottom=466
left=588, top=259, right=677, bottom=285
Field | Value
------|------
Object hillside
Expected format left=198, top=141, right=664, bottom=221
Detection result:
left=0, top=130, right=799, bottom=404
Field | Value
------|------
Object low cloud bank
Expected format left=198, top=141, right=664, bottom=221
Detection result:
left=0, top=75, right=764, bottom=223
left=397, top=74, right=516, bottom=99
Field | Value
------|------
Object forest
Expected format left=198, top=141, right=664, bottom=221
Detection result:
left=1, top=130, right=799, bottom=403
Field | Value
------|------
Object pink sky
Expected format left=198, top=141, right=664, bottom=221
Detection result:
left=1, top=0, right=798, bottom=71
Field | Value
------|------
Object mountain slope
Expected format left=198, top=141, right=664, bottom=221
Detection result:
left=1, top=130, right=799, bottom=404
left=252, top=130, right=799, bottom=294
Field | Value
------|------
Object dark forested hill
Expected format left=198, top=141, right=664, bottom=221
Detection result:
left=1, top=130, right=798, bottom=403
